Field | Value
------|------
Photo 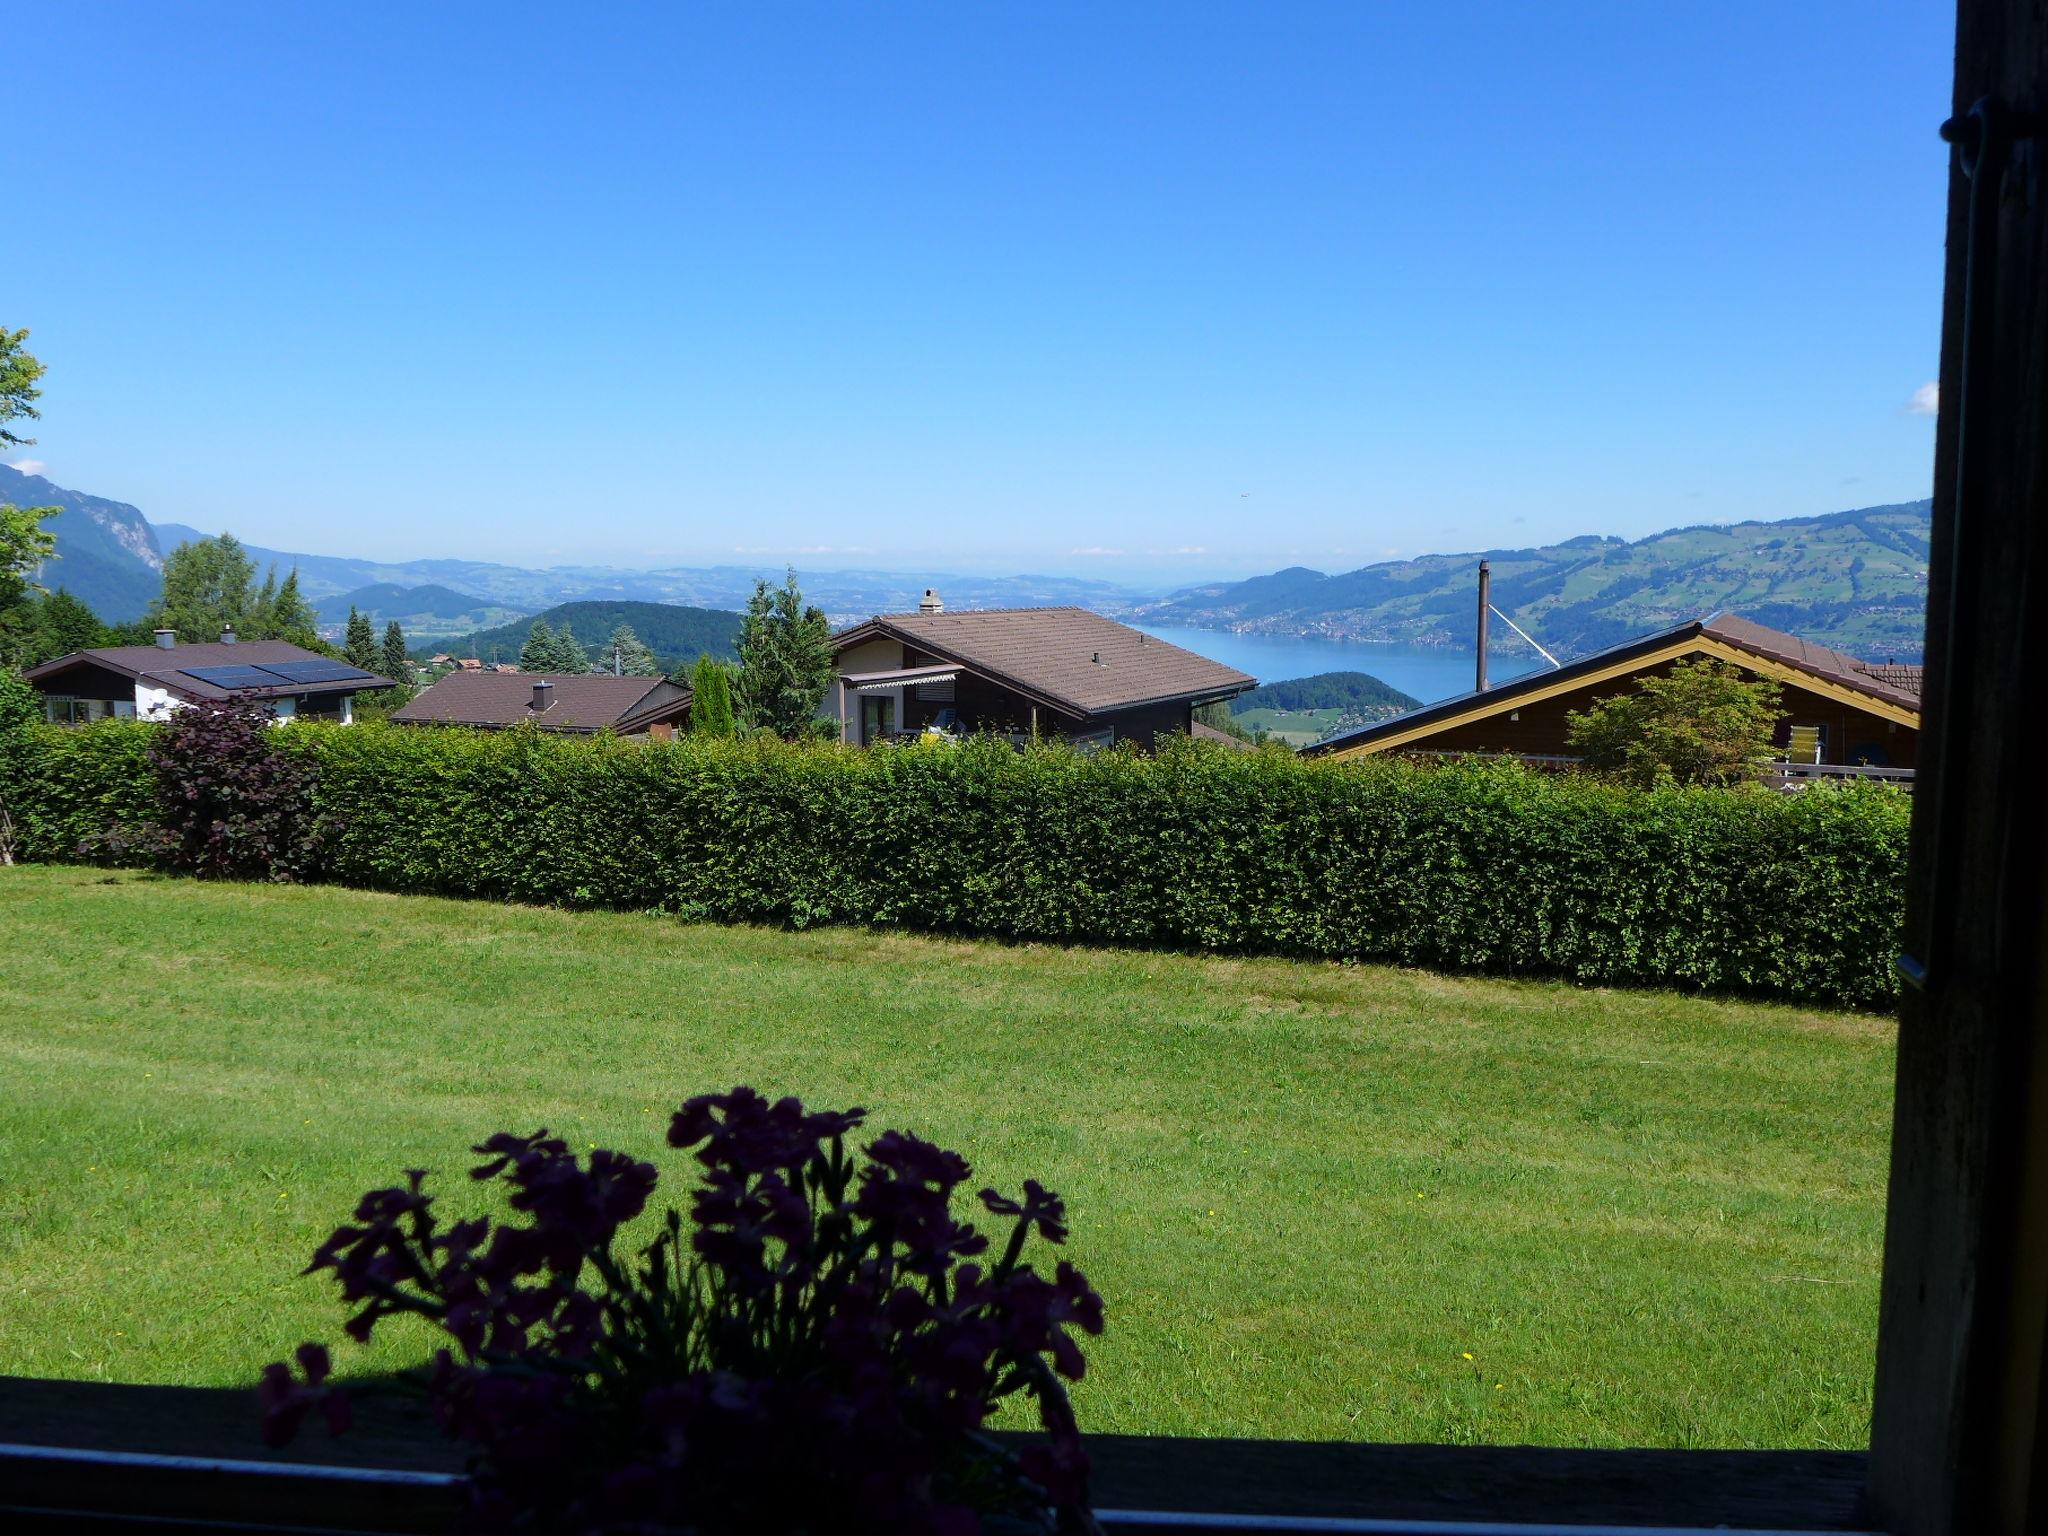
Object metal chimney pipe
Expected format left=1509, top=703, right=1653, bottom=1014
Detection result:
left=1475, top=561, right=1491, bottom=693
left=531, top=680, right=553, bottom=712
left=220, top=624, right=237, bottom=644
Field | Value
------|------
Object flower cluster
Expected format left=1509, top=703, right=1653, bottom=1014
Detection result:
left=261, top=1088, right=1105, bottom=1536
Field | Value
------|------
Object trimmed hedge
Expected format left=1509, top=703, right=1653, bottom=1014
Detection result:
left=6, top=721, right=1911, bottom=1008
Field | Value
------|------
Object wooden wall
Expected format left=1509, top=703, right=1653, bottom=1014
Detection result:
left=1387, top=653, right=1916, bottom=768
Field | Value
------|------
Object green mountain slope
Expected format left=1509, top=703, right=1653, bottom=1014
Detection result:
left=3, top=463, right=164, bottom=621
left=1141, top=499, right=1934, bottom=662
left=441, top=600, right=743, bottom=670
left=314, top=583, right=528, bottom=639
left=1230, top=671, right=1421, bottom=715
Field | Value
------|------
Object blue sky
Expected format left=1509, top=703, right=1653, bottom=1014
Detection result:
left=10, top=3, right=1949, bottom=584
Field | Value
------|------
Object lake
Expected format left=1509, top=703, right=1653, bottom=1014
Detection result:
left=1135, top=625, right=1543, bottom=705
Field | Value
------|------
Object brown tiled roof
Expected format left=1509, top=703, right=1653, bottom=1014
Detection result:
left=1700, top=614, right=1922, bottom=709
left=1848, top=660, right=1923, bottom=697
left=389, top=671, right=690, bottom=732
left=837, top=607, right=1254, bottom=718
left=23, top=640, right=393, bottom=700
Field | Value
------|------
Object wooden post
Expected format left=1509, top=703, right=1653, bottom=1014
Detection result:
left=1868, top=3, right=2048, bottom=1530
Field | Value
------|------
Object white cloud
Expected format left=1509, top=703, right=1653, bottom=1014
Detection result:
left=1068, top=546, right=1124, bottom=557
left=8, top=459, right=47, bottom=476
left=1907, top=381, right=1939, bottom=416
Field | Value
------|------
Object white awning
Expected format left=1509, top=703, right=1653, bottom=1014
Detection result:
left=840, top=664, right=960, bottom=693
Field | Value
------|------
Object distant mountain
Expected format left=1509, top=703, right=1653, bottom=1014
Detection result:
left=1138, top=499, right=1935, bottom=663
left=441, top=600, right=744, bottom=671
left=1230, top=671, right=1421, bottom=715
left=314, top=582, right=527, bottom=640
left=3, top=463, right=164, bottom=621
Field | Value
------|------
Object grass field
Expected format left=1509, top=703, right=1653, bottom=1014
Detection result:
left=0, top=866, right=1895, bottom=1448
left=1230, top=705, right=1347, bottom=746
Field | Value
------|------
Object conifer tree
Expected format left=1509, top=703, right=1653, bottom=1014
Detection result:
left=604, top=624, right=661, bottom=677
left=689, top=653, right=736, bottom=737
left=381, top=620, right=410, bottom=683
left=553, top=625, right=590, bottom=675
left=267, top=570, right=319, bottom=646
left=733, top=570, right=834, bottom=739
left=520, top=618, right=559, bottom=671
left=344, top=607, right=378, bottom=671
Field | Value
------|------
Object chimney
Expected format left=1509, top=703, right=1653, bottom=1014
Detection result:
left=919, top=588, right=944, bottom=614
left=153, top=627, right=176, bottom=650
left=1475, top=561, right=1491, bottom=693
left=220, top=624, right=237, bottom=644
left=531, top=680, right=553, bottom=713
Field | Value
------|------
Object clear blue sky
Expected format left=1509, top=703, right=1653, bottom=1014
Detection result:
left=10, top=2, right=1950, bottom=585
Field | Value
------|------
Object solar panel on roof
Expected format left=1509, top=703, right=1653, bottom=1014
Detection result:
left=259, top=659, right=380, bottom=685
left=182, top=664, right=290, bottom=689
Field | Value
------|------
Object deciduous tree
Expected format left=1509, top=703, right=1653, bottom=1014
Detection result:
left=153, top=534, right=259, bottom=643
left=1564, top=659, right=1786, bottom=788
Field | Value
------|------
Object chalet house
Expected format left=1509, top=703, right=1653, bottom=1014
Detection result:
left=831, top=592, right=1255, bottom=750
left=24, top=629, right=394, bottom=724
left=389, top=671, right=694, bottom=737
left=1303, top=612, right=1920, bottom=774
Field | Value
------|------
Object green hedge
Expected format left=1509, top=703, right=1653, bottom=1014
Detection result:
left=7, top=721, right=1911, bottom=1008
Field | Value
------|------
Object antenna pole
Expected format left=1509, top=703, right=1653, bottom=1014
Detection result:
left=1475, top=561, right=1491, bottom=692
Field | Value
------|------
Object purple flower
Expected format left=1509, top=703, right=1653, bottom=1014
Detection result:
left=979, top=1179, right=1069, bottom=1244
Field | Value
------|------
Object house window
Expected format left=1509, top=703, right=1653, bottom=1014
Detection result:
left=42, top=697, right=127, bottom=725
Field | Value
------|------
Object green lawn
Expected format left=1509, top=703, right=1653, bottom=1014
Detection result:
left=0, top=866, right=1894, bottom=1448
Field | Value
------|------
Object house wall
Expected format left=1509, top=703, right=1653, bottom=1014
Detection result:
left=834, top=636, right=905, bottom=744
left=1385, top=655, right=1918, bottom=768
left=1089, top=699, right=1196, bottom=751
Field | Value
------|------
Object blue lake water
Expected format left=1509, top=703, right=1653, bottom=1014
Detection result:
left=1134, top=625, right=1542, bottom=705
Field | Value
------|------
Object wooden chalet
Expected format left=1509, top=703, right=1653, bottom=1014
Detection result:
left=830, top=591, right=1255, bottom=750
left=1302, top=612, right=1921, bottom=775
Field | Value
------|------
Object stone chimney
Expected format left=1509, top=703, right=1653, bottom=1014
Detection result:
left=220, top=624, right=238, bottom=644
left=531, top=680, right=553, bottom=713
left=919, top=588, right=944, bottom=614
left=153, top=628, right=176, bottom=650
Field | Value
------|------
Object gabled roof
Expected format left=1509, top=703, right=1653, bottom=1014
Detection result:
left=833, top=607, right=1255, bottom=718
left=389, top=671, right=691, bottom=733
left=1303, top=612, right=1922, bottom=759
left=24, top=641, right=394, bottom=700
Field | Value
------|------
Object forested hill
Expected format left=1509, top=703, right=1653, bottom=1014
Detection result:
left=1137, top=499, right=1934, bottom=662
left=440, top=600, right=743, bottom=670
left=1229, top=671, right=1420, bottom=715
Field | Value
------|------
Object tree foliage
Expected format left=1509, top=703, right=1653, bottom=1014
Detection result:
left=344, top=608, right=377, bottom=672
left=601, top=623, right=662, bottom=677
left=690, top=653, right=736, bottom=737
left=381, top=621, right=410, bottom=683
left=519, top=617, right=590, bottom=673
left=150, top=534, right=325, bottom=647
left=1565, top=659, right=1788, bottom=788
left=0, top=328, right=60, bottom=613
left=734, top=570, right=834, bottom=740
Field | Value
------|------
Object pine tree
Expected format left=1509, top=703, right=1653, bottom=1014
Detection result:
left=553, top=625, right=590, bottom=675
left=521, top=618, right=559, bottom=672
left=604, top=624, right=661, bottom=677
left=689, top=653, right=736, bottom=737
left=268, top=569, right=319, bottom=646
left=381, top=620, right=410, bottom=683
left=734, top=570, right=834, bottom=740
left=344, top=607, right=378, bottom=671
